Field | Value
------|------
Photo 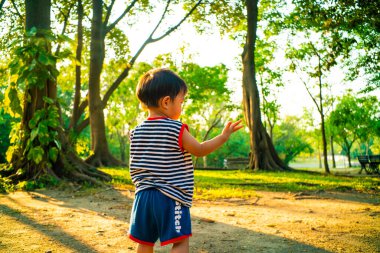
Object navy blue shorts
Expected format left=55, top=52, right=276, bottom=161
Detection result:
left=128, top=188, right=192, bottom=246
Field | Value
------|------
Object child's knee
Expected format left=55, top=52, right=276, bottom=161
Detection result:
left=172, top=237, right=189, bottom=253
left=137, top=243, right=153, bottom=253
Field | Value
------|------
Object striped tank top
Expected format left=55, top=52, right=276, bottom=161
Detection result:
left=129, top=117, right=194, bottom=207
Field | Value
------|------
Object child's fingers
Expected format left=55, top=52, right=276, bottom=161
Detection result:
left=231, top=120, right=243, bottom=128
left=233, top=124, right=244, bottom=132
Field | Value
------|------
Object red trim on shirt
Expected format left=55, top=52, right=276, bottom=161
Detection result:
left=147, top=116, right=167, bottom=120
left=161, top=234, right=192, bottom=246
left=128, top=234, right=155, bottom=246
left=178, top=124, right=189, bottom=152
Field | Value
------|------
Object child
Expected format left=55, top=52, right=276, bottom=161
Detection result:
left=128, top=68, right=243, bottom=253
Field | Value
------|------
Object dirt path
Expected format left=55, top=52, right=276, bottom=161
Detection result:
left=0, top=188, right=379, bottom=253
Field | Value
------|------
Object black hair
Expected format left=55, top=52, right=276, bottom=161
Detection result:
left=136, top=68, right=187, bottom=108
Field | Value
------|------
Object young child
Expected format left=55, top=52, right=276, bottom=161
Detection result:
left=128, top=68, right=243, bottom=253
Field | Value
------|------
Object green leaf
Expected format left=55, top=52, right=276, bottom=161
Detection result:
left=48, top=147, right=59, bottom=163
left=26, top=27, right=37, bottom=37
left=37, top=121, right=50, bottom=145
left=9, top=60, right=20, bottom=75
left=29, top=109, right=45, bottom=129
left=27, top=146, right=45, bottom=165
left=8, top=87, right=22, bottom=116
left=28, top=59, right=37, bottom=71
left=30, top=128, right=38, bottom=141
left=43, top=96, right=55, bottom=105
left=54, top=139, right=62, bottom=150
left=46, top=118, right=59, bottom=128
left=38, top=52, right=49, bottom=65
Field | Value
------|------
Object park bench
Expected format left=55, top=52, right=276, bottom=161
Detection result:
left=224, top=157, right=249, bottom=170
left=357, top=155, right=380, bottom=175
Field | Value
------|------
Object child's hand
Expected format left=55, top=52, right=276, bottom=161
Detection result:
left=222, top=120, right=244, bottom=139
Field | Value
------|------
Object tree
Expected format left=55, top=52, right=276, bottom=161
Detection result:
left=0, top=111, right=12, bottom=163
left=256, top=38, right=283, bottom=140
left=71, top=0, right=203, bottom=166
left=242, top=0, right=288, bottom=171
left=179, top=63, right=235, bottom=168
left=189, top=0, right=289, bottom=170
left=105, top=61, right=150, bottom=163
left=329, top=93, right=380, bottom=166
left=289, top=0, right=380, bottom=91
left=286, top=32, right=339, bottom=173
left=273, top=116, right=313, bottom=166
left=1, top=0, right=110, bottom=186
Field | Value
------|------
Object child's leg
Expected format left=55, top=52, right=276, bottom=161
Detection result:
left=137, top=243, right=153, bottom=253
left=171, top=237, right=189, bottom=253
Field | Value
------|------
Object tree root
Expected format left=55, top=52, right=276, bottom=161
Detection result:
left=85, top=151, right=126, bottom=167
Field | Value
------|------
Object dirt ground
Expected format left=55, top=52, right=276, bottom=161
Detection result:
left=0, top=187, right=379, bottom=253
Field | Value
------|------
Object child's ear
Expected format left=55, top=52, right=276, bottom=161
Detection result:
left=160, top=96, right=171, bottom=109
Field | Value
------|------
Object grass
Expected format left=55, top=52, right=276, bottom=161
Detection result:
left=100, top=167, right=380, bottom=201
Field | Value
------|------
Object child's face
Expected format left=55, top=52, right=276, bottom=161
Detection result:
left=167, top=92, right=185, bottom=120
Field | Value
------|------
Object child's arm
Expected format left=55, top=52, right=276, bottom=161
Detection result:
left=182, top=120, right=243, bottom=157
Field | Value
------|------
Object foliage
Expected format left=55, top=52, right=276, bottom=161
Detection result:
left=150, top=53, right=241, bottom=167
left=288, top=0, right=380, bottom=91
left=4, top=28, right=63, bottom=175
left=105, top=61, right=149, bottom=162
left=202, top=128, right=250, bottom=168
left=273, top=116, right=313, bottom=165
left=328, top=92, right=380, bottom=155
left=255, top=38, right=284, bottom=137
left=0, top=109, right=14, bottom=163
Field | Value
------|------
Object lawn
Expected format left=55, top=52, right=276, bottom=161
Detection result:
left=101, top=168, right=380, bottom=201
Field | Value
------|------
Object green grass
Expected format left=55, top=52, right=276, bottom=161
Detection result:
left=100, top=168, right=380, bottom=201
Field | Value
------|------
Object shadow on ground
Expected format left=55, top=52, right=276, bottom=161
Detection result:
left=0, top=186, right=378, bottom=252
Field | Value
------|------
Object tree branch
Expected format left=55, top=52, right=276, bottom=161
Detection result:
left=101, top=0, right=203, bottom=109
left=105, top=0, right=138, bottom=34
left=10, top=0, right=22, bottom=19
left=75, top=117, right=90, bottom=134
left=55, top=3, right=74, bottom=55
left=0, top=0, right=6, bottom=16
left=290, top=58, right=322, bottom=113
left=151, top=0, right=202, bottom=43
left=103, top=0, right=116, bottom=28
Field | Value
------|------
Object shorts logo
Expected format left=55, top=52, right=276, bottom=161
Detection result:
left=174, top=201, right=182, bottom=233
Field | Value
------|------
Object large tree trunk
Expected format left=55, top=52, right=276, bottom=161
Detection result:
left=86, top=0, right=123, bottom=167
left=242, top=0, right=288, bottom=171
left=3, top=0, right=111, bottom=185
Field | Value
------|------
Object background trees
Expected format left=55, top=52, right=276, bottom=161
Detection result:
left=274, top=116, right=313, bottom=166
left=0, top=0, right=379, bottom=188
left=1, top=0, right=111, bottom=186
left=328, top=93, right=380, bottom=166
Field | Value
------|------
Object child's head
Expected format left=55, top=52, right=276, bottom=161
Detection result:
left=136, top=68, right=187, bottom=109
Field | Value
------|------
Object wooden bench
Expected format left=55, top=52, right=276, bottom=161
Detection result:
left=357, top=155, right=380, bottom=174
left=224, top=157, right=249, bottom=170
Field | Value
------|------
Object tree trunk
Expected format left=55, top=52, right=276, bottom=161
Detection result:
left=3, top=0, right=111, bottom=186
left=68, top=0, right=84, bottom=133
left=330, top=135, right=336, bottom=168
left=343, top=139, right=353, bottom=168
left=320, top=114, right=330, bottom=173
left=116, top=128, right=127, bottom=163
left=318, top=59, right=330, bottom=173
left=242, top=0, right=288, bottom=171
left=86, top=0, right=123, bottom=167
